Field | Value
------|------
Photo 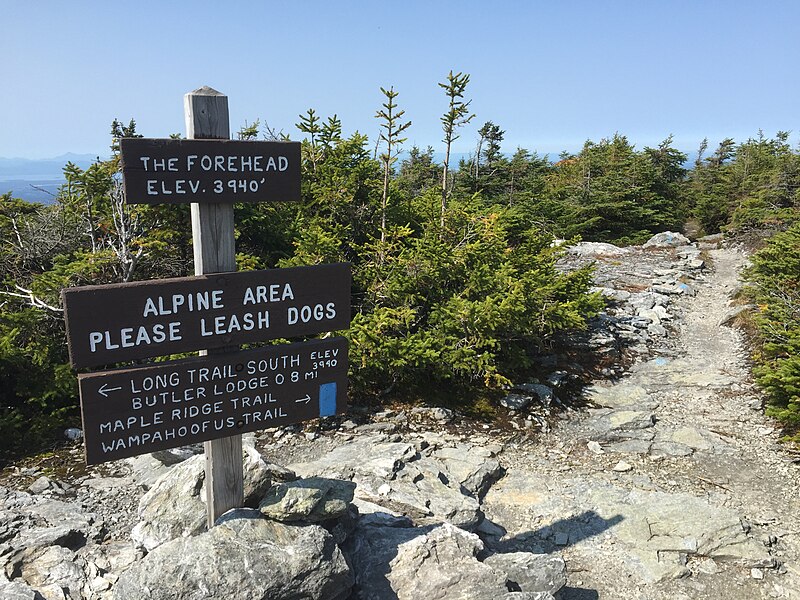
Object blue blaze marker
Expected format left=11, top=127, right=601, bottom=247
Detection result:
left=319, top=383, right=337, bottom=417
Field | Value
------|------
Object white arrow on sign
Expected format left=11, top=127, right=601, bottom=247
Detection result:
left=295, top=394, right=311, bottom=404
left=98, top=383, right=122, bottom=398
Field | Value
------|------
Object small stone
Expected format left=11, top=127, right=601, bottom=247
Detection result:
left=751, top=568, right=764, bottom=580
left=28, top=476, right=53, bottom=494
left=500, top=393, right=533, bottom=410
left=587, top=441, right=604, bottom=454
left=553, top=532, right=569, bottom=546
left=90, top=576, right=112, bottom=592
left=612, top=461, right=633, bottom=472
left=64, top=428, right=83, bottom=441
left=431, top=407, right=454, bottom=422
left=377, top=483, right=391, bottom=496
left=304, top=432, right=318, bottom=441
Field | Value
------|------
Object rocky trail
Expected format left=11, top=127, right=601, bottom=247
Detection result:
left=1, top=234, right=799, bottom=599
left=486, top=244, right=800, bottom=599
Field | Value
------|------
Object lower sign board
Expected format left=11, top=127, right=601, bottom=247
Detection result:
left=78, top=337, right=348, bottom=465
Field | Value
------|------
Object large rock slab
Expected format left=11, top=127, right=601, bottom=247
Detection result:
left=483, top=552, right=566, bottom=596
left=580, top=408, right=656, bottom=443
left=259, top=477, right=355, bottom=523
left=482, top=473, right=774, bottom=583
left=0, top=487, right=107, bottom=600
left=429, top=445, right=505, bottom=498
left=291, top=435, right=501, bottom=530
left=18, top=545, right=84, bottom=600
left=568, top=242, right=628, bottom=257
left=585, top=382, right=659, bottom=411
left=114, top=509, right=352, bottom=600
left=0, top=578, right=37, bottom=600
left=642, top=231, right=691, bottom=248
left=131, top=445, right=295, bottom=551
left=345, top=522, right=558, bottom=600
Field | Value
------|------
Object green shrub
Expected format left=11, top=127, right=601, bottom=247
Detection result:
left=746, top=224, right=800, bottom=435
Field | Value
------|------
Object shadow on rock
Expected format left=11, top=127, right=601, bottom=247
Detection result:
left=558, top=586, right=600, bottom=600
left=487, top=511, right=624, bottom=554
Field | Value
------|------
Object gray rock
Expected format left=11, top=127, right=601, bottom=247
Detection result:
left=344, top=523, right=434, bottom=599
left=718, top=304, right=754, bottom=327
left=259, top=477, right=355, bottom=523
left=291, top=436, right=487, bottom=529
left=27, top=476, right=55, bottom=495
left=514, top=384, right=555, bottom=407
left=637, top=308, right=662, bottom=325
left=697, top=233, right=723, bottom=247
left=382, top=459, right=483, bottom=529
left=431, top=445, right=505, bottom=498
left=81, top=539, right=144, bottom=578
left=292, top=437, right=417, bottom=481
left=82, top=476, right=133, bottom=492
left=584, top=409, right=656, bottom=442
left=126, top=447, right=203, bottom=489
left=592, top=286, right=632, bottom=302
left=568, top=241, right=628, bottom=257
left=586, top=383, right=658, bottom=411
left=430, top=407, right=455, bottom=422
left=483, top=552, right=567, bottom=595
left=501, top=392, right=533, bottom=410
left=606, top=439, right=653, bottom=454
left=651, top=283, right=683, bottom=295
left=650, top=440, right=693, bottom=457
left=352, top=498, right=413, bottom=528
left=483, top=474, right=774, bottom=584
left=347, top=522, right=548, bottom=600
left=114, top=509, right=352, bottom=600
left=0, top=579, right=37, bottom=600
left=131, top=446, right=294, bottom=551
left=64, top=428, right=83, bottom=441
left=687, top=258, right=705, bottom=270
left=643, top=231, right=691, bottom=248
left=355, top=422, right=398, bottom=434
left=17, top=545, right=84, bottom=600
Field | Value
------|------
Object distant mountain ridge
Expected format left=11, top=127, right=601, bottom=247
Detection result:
left=0, top=153, right=99, bottom=182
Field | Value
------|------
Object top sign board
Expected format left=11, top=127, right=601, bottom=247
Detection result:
left=119, top=138, right=301, bottom=204
left=62, top=263, right=351, bottom=368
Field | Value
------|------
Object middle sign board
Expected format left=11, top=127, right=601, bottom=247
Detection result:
left=62, top=263, right=351, bottom=368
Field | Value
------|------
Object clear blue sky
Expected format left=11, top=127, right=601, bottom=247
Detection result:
left=2, top=0, right=798, bottom=160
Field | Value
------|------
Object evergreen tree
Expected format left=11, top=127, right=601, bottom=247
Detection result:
left=439, top=71, right=474, bottom=227
left=375, top=86, right=411, bottom=248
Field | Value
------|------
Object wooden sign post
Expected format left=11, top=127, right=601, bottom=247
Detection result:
left=185, top=87, right=244, bottom=526
left=63, top=87, right=347, bottom=530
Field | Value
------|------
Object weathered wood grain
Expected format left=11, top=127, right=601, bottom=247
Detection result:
left=185, top=87, right=244, bottom=527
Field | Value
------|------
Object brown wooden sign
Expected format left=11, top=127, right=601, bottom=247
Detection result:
left=119, top=138, right=301, bottom=204
left=62, top=263, right=351, bottom=368
left=79, top=337, right=348, bottom=464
